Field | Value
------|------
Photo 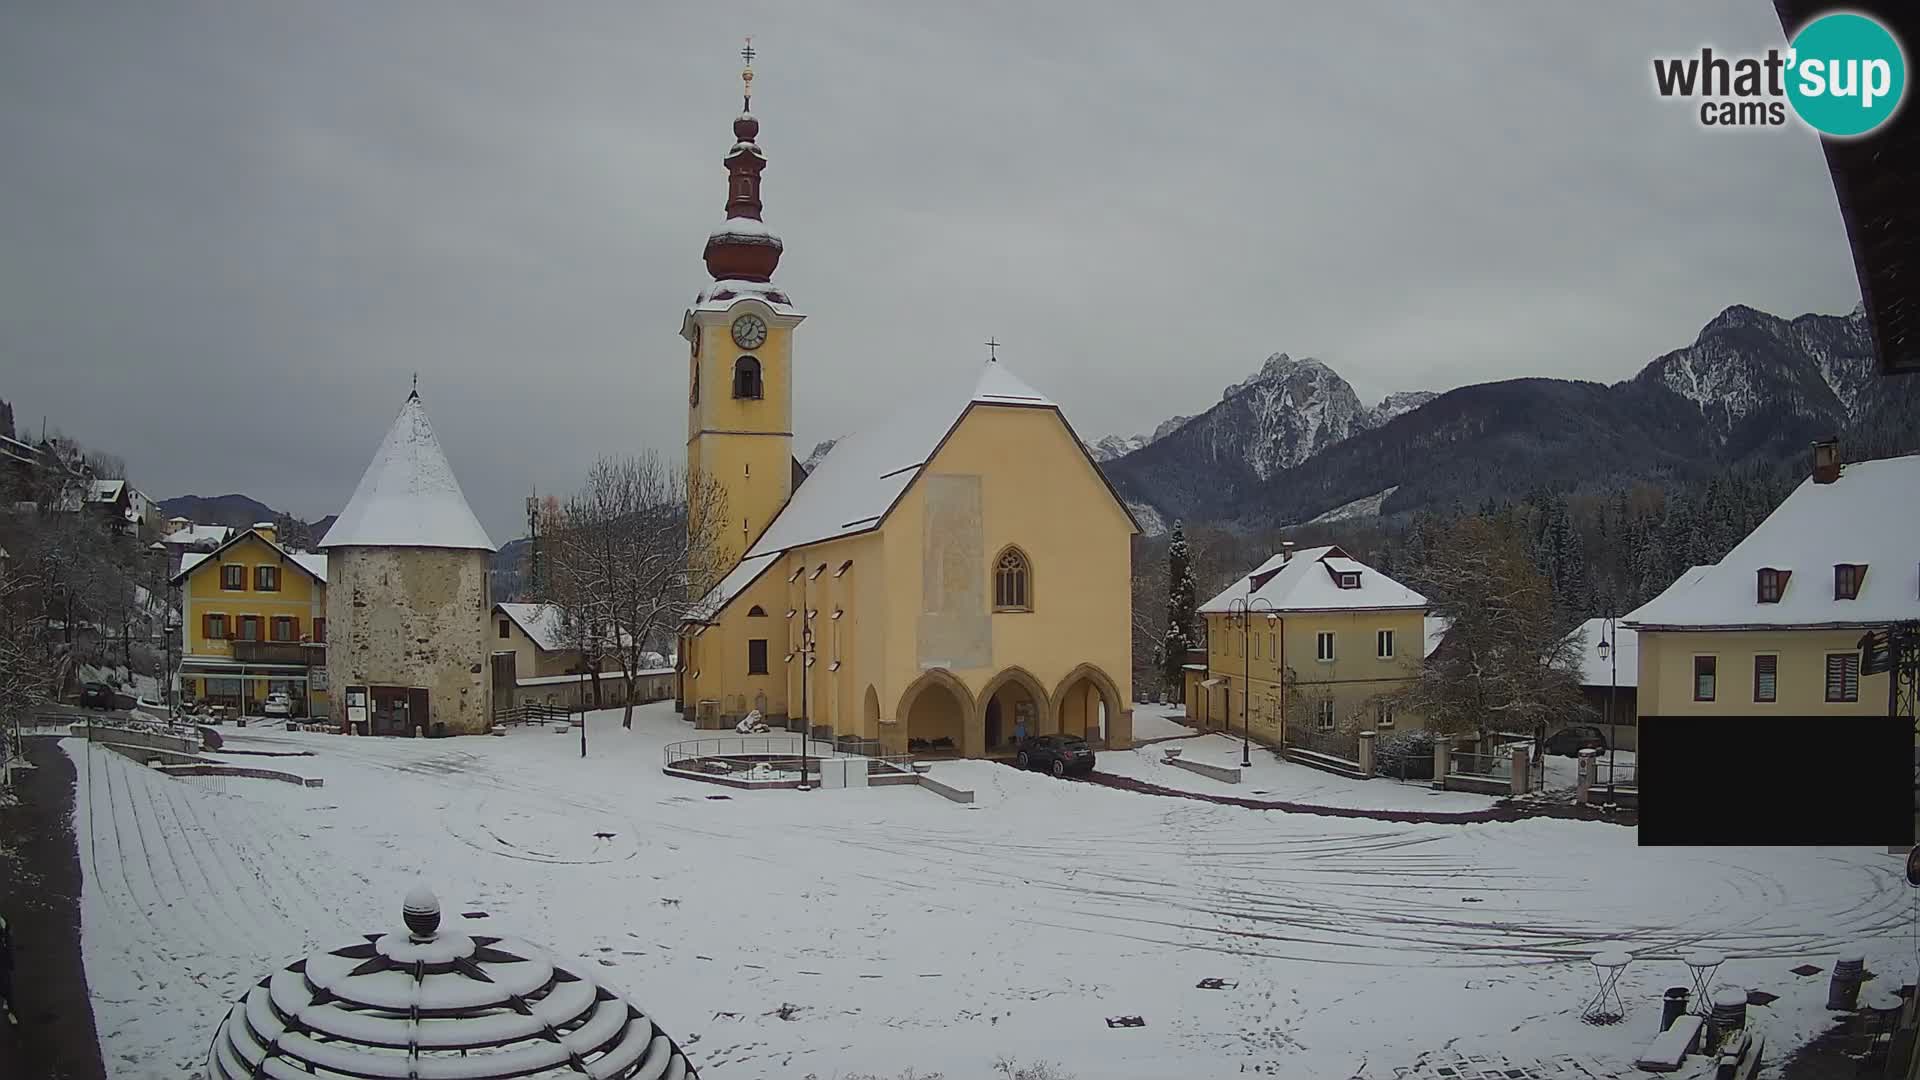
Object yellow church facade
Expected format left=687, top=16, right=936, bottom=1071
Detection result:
left=675, top=70, right=1136, bottom=756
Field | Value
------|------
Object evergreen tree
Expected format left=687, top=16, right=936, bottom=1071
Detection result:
left=1158, top=521, right=1199, bottom=696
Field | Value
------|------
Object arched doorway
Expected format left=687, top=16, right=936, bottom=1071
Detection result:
left=863, top=685, right=881, bottom=740
left=897, top=669, right=976, bottom=757
left=978, top=667, right=1050, bottom=754
left=1052, top=664, right=1124, bottom=746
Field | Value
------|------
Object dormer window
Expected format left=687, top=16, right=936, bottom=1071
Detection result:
left=1756, top=568, right=1790, bottom=603
left=1833, top=563, right=1866, bottom=601
left=1338, top=573, right=1360, bottom=589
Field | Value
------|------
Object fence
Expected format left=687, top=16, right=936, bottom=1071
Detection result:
left=492, top=702, right=570, bottom=727
left=661, top=735, right=914, bottom=778
left=1284, top=726, right=1362, bottom=765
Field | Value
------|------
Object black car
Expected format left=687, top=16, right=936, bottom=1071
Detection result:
left=79, top=682, right=117, bottom=710
left=1544, top=724, right=1609, bottom=756
left=1014, top=734, right=1096, bottom=777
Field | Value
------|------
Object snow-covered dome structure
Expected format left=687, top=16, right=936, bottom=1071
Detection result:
left=207, top=887, right=699, bottom=1078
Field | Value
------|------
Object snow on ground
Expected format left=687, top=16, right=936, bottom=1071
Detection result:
left=66, top=704, right=1914, bottom=1080
left=1129, top=701, right=1194, bottom=742
left=1099, top=732, right=1502, bottom=813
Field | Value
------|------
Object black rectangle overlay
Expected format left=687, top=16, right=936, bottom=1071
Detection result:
left=1639, top=717, right=1913, bottom=846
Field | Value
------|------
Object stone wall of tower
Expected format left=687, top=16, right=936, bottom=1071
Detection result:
left=326, top=546, right=492, bottom=735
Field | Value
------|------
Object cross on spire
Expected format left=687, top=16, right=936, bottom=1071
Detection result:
left=410, top=371, right=419, bottom=399
left=740, top=36, right=755, bottom=110
left=984, top=337, right=1002, bottom=361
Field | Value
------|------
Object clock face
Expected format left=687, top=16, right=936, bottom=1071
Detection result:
left=731, top=314, right=768, bottom=350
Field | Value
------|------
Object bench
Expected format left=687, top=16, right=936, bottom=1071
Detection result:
left=1634, top=1014, right=1704, bottom=1072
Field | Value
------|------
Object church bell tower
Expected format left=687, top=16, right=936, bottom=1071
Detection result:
left=683, top=38, right=804, bottom=560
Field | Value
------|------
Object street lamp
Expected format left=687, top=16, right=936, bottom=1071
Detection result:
left=1226, top=596, right=1279, bottom=769
left=1596, top=612, right=1618, bottom=802
left=578, top=664, right=588, bottom=759
left=796, top=567, right=815, bottom=792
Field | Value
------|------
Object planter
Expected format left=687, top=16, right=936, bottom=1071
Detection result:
left=910, top=761, right=933, bottom=775
left=1162, top=747, right=1183, bottom=760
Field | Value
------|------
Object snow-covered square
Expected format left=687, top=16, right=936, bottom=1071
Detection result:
left=65, top=704, right=1912, bottom=1079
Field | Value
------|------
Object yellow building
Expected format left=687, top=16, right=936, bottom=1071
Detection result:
left=1189, top=545, right=1429, bottom=754
left=1625, top=447, right=1917, bottom=720
left=675, top=77, right=1137, bottom=756
left=172, top=524, right=329, bottom=717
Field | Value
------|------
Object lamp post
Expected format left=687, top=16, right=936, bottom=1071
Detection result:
left=796, top=568, right=814, bottom=791
left=578, top=664, right=588, bottom=759
left=1596, top=612, right=1618, bottom=802
left=1226, top=597, right=1278, bottom=769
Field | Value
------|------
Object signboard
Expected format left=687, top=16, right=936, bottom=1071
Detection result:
left=310, top=667, right=329, bottom=691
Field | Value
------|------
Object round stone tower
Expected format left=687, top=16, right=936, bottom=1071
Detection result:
left=319, top=391, right=497, bottom=736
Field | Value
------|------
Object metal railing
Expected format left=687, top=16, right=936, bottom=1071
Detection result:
left=1285, top=726, right=1362, bottom=764
left=1593, top=758, right=1638, bottom=790
left=661, top=735, right=914, bottom=777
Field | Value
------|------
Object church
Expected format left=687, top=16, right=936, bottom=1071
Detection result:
left=675, top=51, right=1137, bottom=757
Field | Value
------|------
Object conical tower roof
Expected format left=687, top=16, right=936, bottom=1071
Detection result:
left=319, top=391, right=496, bottom=552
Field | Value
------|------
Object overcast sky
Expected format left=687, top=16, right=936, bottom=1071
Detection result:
left=0, top=2, right=1865, bottom=543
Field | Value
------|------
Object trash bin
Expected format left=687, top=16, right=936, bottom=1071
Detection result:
left=1662, top=987, right=1691, bottom=1031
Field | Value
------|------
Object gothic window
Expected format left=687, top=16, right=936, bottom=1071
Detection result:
left=993, top=546, right=1032, bottom=612
left=733, top=356, right=762, bottom=399
left=747, top=605, right=767, bottom=617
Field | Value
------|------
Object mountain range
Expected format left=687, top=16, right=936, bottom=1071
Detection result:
left=1101, top=303, right=1911, bottom=536
left=157, top=493, right=336, bottom=544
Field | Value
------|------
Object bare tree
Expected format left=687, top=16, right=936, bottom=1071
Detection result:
left=542, top=455, right=731, bottom=729
left=1396, top=516, right=1587, bottom=738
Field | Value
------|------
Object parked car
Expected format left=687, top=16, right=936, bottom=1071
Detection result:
left=1544, top=724, right=1609, bottom=757
left=79, top=682, right=116, bottom=710
left=1014, top=734, right=1096, bottom=777
left=262, top=694, right=294, bottom=719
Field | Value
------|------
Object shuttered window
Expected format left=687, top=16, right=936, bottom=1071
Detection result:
left=314, top=618, right=327, bottom=644
left=221, top=564, right=245, bottom=590
left=254, top=565, right=280, bottom=591
left=270, top=616, right=297, bottom=642
left=1693, top=655, right=1716, bottom=702
left=204, top=613, right=228, bottom=640
left=1753, top=654, right=1777, bottom=703
left=1826, top=652, right=1860, bottom=703
left=238, top=616, right=261, bottom=642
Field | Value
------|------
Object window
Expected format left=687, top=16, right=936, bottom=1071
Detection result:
left=994, top=547, right=1031, bottom=611
left=1315, top=699, right=1336, bottom=731
left=314, top=618, right=327, bottom=644
left=1338, top=572, right=1360, bottom=589
left=1753, top=654, right=1777, bottom=703
left=1376, top=629, right=1395, bottom=659
left=1316, top=631, right=1335, bottom=662
left=270, top=616, right=297, bottom=642
left=1268, top=632, right=1277, bottom=659
left=255, top=565, right=280, bottom=592
left=204, top=613, right=228, bottom=640
left=238, top=616, right=262, bottom=642
left=1756, top=568, right=1789, bottom=603
left=733, top=356, right=763, bottom=399
left=1374, top=700, right=1395, bottom=729
left=747, top=605, right=767, bottom=617
left=498, top=619, right=511, bottom=639
left=1834, top=563, right=1866, bottom=600
left=1693, top=655, right=1716, bottom=701
left=221, top=564, right=245, bottom=590
left=1252, top=635, right=1261, bottom=659
left=1826, top=652, right=1861, bottom=703
left=747, top=639, right=768, bottom=675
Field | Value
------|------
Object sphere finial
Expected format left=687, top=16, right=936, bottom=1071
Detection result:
left=403, top=884, right=441, bottom=939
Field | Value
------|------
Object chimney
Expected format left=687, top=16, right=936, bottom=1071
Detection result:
left=252, top=520, right=278, bottom=544
left=1282, top=541, right=1295, bottom=563
left=1810, top=438, right=1841, bottom=485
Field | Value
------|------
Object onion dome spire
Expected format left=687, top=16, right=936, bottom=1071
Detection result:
left=704, top=36, right=784, bottom=283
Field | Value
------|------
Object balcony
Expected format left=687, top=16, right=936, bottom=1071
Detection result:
left=230, top=640, right=325, bottom=666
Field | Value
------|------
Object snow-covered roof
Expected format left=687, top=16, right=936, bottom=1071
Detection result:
left=1564, top=618, right=1638, bottom=688
left=1423, top=616, right=1451, bottom=658
left=174, top=530, right=327, bottom=584
left=319, top=392, right=496, bottom=552
left=693, top=278, right=799, bottom=315
left=494, top=603, right=630, bottom=652
left=1200, top=546, right=1427, bottom=614
left=163, top=523, right=232, bottom=548
left=741, top=360, right=1056, bottom=561
left=90, top=478, right=126, bottom=501
left=708, top=216, right=782, bottom=245
left=689, top=551, right=780, bottom=623
left=1625, top=454, right=1920, bottom=629
left=515, top=667, right=671, bottom=687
